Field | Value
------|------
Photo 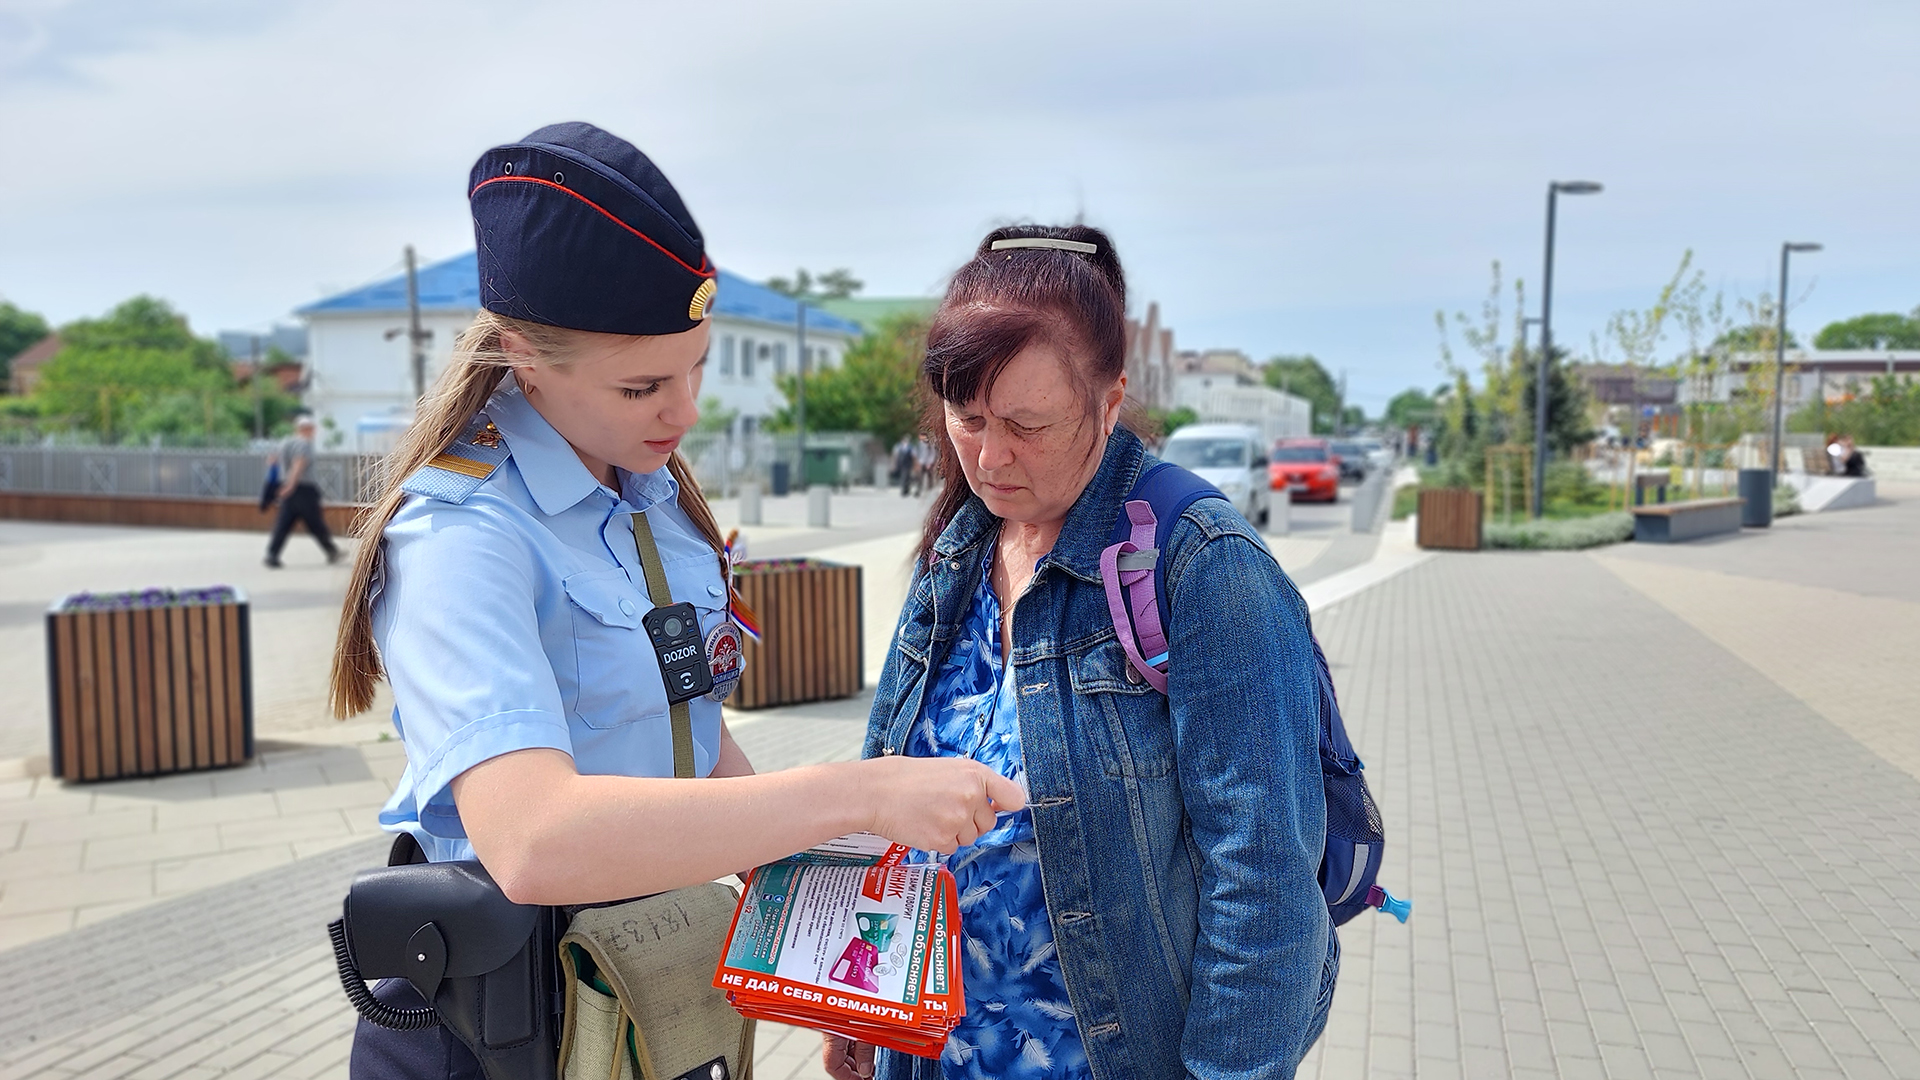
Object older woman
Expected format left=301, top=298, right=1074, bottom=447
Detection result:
left=826, top=226, right=1337, bottom=1080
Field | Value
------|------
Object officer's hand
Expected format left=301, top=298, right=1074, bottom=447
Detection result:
left=858, top=756, right=1026, bottom=854
left=823, top=1034, right=874, bottom=1080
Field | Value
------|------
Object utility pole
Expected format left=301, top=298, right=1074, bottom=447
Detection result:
left=405, top=245, right=427, bottom=403
left=794, top=298, right=808, bottom=490
left=251, top=335, right=264, bottom=439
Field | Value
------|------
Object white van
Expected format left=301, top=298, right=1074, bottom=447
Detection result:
left=1160, top=423, right=1269, bottom=526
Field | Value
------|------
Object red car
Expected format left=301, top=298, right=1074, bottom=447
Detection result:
left=1269, top=438, right=1341, bottom=502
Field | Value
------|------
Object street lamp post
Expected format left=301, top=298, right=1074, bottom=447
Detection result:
left=795, top=299, right=808, bottom=490
left=1771, top=242, right=1822, bottom=482
left=1534, top=180, right=1603, bottom=519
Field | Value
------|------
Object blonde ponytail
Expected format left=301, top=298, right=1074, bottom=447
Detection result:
left=328, top=311, right=728, bottom=718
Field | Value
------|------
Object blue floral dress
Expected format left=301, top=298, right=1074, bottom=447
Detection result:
left=905, top=554, right=1091, bottom=1080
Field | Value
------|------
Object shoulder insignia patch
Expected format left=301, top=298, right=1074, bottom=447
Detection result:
left=399, top=413, right=511, bottom=504
left=428, top=453, right=495, bottom=479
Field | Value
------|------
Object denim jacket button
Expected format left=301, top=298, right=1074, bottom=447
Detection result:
left=1125, top=662, right=1144, bottom=685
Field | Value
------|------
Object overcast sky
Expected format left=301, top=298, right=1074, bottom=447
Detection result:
left=2, top=0, right=1914, bottom=412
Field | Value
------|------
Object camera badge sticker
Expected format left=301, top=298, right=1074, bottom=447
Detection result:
left=705, top=620, right=745, bottom=702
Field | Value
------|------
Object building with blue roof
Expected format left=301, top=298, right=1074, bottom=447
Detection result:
left=295, top=252, right=862, bottom=449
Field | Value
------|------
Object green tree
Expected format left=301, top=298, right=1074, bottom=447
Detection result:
left=1814, top=312, right=1920, bottom=350
left=0, top=300, right=51, bottom=387
left=1139, top=405, right=1200, bottom=439
left=695, top=395, right=738, bottom=435
left=1262, top=355, right=1340, bottom=433
left=35, top=345, right=225, bottom=440
left=768, top=314, right=926, bottom=445
left=767, top=268, right=864, bottom=301
left=1517, top=347, right=1595, bottom=455
left=1714, top=323, right=1797, bottom=350
left=1791, top=374, right=1920, bottom=445
left=31, top=296, right=289, bottom=442
left=1384, top=388, right=1436, bottom=429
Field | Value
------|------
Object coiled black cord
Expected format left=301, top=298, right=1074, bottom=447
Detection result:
left=329, top=918, right=440, bottom=1031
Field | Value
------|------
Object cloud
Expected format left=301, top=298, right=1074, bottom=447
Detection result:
left=0, top=0, right=294, bottom=83
left=0, top=0, right=1915, bottom=410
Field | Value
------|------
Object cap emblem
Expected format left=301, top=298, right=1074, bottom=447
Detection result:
left=688, top=278, right=718, bottom=321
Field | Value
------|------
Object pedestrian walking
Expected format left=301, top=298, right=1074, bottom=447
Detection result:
left=265, top=413, right=340, bottom=568
left=327, top=122, right=1019, bottom=1080
left=830, top=224, right=1337, bottom=1080
left=894, top=433, right=915, bottom=497
left=913, top=433, right=935, bottom=495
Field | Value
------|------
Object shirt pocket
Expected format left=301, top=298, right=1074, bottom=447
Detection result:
left=1066, top=634, right=1176, bottom=778
left=661, top=550, right=730, bottom=637
left=562, top=567, right=665, bottom=730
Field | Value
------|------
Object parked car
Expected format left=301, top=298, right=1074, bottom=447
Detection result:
left=1359, top=438, right=1395, bottom=473
left=1162, top=423, right=1269, bottom=525
left=1329, top=439, right=1372, bottom=483
left=1268, top=438, right=1340, bottom=503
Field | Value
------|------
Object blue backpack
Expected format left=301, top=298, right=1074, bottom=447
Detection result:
left=1099, top=461, right=1410, bottom=926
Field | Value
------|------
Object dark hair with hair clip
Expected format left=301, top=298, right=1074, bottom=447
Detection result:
left=915, top=223, right=1129, bottom=562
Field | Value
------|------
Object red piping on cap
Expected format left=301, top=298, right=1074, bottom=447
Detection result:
left=471, top=175, right=715, bottom=280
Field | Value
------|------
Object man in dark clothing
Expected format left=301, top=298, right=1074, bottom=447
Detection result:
left=266, top=414, right=341, bottom=568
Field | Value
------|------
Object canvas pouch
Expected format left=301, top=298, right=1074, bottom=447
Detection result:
left=558, top=884, right=755, bottom=1080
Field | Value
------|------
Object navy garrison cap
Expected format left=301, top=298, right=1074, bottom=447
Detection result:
left=469, top=122, right=717, bottom=336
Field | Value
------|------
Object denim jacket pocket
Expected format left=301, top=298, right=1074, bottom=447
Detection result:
left=562, top=567, right=667, bottom=730
left=1067, top=634, right=1176, bottom=778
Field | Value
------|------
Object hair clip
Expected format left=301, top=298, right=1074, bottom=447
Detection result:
left=990, top=237, right=1098, bottom=255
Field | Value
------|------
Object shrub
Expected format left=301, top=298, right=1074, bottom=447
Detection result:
left=1773, top=484, right=1801, bottom=518
left=1484, top=512, right=1634, bottom=550
left=1392, top=484, right=1419, bottom=520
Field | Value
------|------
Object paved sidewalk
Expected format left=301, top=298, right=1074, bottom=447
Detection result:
left=0, top=698, right=872, bottom=1080
left=1298, top=542, right=1920, bottom=1078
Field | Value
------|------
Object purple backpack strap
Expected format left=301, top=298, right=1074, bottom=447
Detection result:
left=1099, top=499, right=1170, bottom=693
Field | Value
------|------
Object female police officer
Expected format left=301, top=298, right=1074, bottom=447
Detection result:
left=329, top=122, right=1021, bottom=1078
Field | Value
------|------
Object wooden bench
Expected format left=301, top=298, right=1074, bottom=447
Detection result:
left=1631, top=497, right=1744, bottom=543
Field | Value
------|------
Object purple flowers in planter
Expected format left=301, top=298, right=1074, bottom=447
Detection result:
left=56, top=586, right=240, bottom=613
left=734, top=558, right=816, bottom=574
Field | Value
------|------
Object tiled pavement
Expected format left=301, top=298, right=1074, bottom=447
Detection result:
left=6, top=486, right=1913, bottom=1078
left=0, top=703, right=873, bottom=1080
left=1296, top=530, right=1920, bottom=1078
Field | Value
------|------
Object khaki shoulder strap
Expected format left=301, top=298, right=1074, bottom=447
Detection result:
left=631, top=511, right=695, bottom=780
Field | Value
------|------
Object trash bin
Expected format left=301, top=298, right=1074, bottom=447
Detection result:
left=770, top=460, right=791, bottom=497
left=803, top=446, right=849, bottom=489
left=1738, top=468, right=1773, bottom=528
left=46, top=586, right=254, bottom=781
left=731, top=558, right=863, bottom=708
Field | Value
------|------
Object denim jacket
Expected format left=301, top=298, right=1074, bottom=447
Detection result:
left=867, top=428, right=1337, bottom=1080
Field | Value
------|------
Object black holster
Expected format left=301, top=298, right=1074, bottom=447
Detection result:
left=330, top=837, right=562, bottom=1080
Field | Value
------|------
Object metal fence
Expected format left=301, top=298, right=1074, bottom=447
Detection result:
left=0, top=443, right=378, bottom=503
left=678, top=431, right=881, bottom=496
left=0, top=431, right=882, bottom=505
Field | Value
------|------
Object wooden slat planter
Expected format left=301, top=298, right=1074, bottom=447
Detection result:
left=1416, top=489, right=1484, bottom=550
left=731, top=559, right=863, bottom=710
left=45, top=588, right=253, bottom=781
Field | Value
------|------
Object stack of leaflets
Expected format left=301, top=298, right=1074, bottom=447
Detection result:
left=713, top=833, right=963, bottom=1057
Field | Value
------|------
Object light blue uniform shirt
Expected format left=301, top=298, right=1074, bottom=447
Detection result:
left=374, top=380, right=729, bottom=862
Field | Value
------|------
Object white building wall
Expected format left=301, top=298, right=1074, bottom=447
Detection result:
left=703, top=322, right=850, bottom=436
left=304, top=309, right=476, bottom=450
left=1173, top=374, right=1311, bottom=442
left=303, top=308, right=851, bottom=450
